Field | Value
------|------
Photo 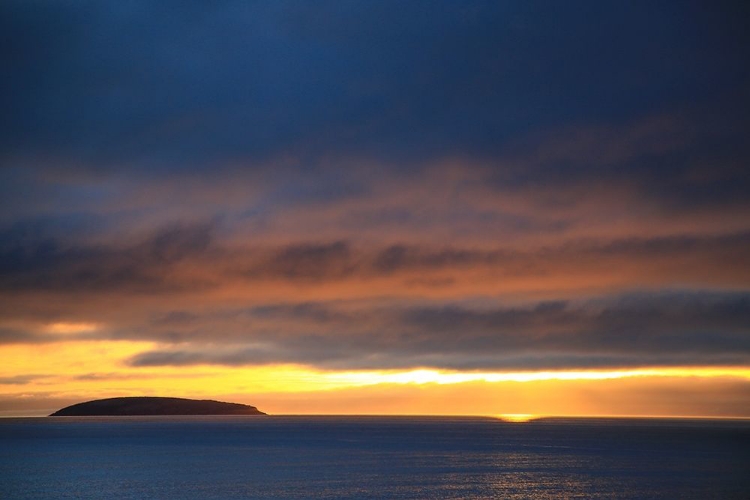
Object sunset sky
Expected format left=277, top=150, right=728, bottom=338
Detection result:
left=2, top=1, right=749, bottom=417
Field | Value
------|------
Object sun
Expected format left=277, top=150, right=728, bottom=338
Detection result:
left=497, top=414, right=538, bottom=423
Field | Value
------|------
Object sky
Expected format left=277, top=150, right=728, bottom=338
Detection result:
left=1, top=0, right=749, bottom=417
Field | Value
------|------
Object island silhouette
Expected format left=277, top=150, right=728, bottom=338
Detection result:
left=49, top=397, right=266, bottom=416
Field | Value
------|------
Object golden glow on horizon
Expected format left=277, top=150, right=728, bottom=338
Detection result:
left=3, top=339, right=749, bottom=390
left=1, top=339, right=749, bottom=417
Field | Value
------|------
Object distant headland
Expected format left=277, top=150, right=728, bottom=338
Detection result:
left=49, top=397, right=266, bottom=416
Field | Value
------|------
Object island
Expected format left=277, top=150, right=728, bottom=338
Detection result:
left=49, top=397, right=266, bottom=416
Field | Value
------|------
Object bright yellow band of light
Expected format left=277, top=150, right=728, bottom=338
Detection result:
left=1, top=339, right=748, bottom=393
left=322, top=367, right=750, bottom=386
left=3, top=340, right=749, bottom=392
left=2, top=339, right=749, bottom=418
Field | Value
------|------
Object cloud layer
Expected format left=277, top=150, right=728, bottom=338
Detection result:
left=1, top=1, right=749, bottom=406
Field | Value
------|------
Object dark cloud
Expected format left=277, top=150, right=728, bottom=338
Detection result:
left=246, top=241, right=356, bottom=282
left=1, top=1, right=748, bottom=170
left=2, top=230, right=749, bottom=295
left=0, top=221, right=216, bottom=292
left=151, top=311, right=201, bottom=326
left=240, top=232, right=750, bottom=286
left=126, top=292, right=750, bottom=370
left=243, top=241, right=502, bottom=283
left=251, top=303, right=354, bottom=324
left=148, top=222, right=213, bottom=263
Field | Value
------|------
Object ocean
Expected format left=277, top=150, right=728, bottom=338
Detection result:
left=1, top=416, right=748, bottom=499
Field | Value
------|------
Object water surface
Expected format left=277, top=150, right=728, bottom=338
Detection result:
left=1, top=416, right=748, bottom=499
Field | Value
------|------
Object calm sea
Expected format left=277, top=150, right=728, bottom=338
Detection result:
left=1, top=416, right=748, bottom=499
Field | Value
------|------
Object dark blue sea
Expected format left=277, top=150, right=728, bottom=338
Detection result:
left=1, top=416, right=749, bottom=499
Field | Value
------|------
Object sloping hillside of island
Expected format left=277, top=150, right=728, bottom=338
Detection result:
left=49, top=397, right=266, bottom=416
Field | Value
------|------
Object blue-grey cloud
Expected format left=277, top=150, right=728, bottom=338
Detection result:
left=126, top=292, right=750, bottom=370
left=0, top=221, right=217, bottom=292
left=2, top=231, right=749, bottom=293
left=2, top=0, right=747, bottom=175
